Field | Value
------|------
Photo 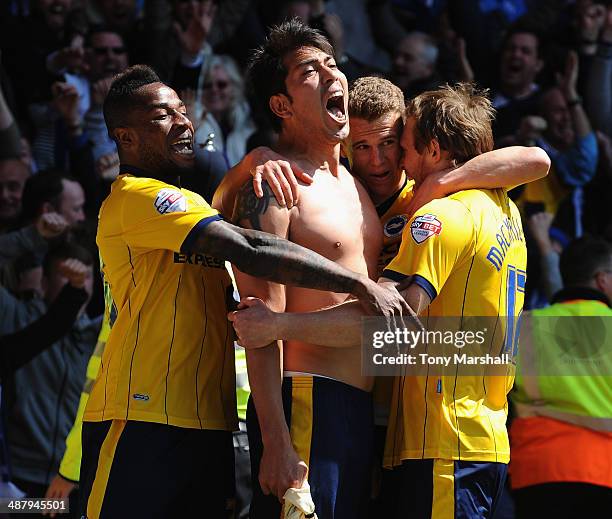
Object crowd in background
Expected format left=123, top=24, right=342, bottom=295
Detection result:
left=0, top=1, right=610, bottom=518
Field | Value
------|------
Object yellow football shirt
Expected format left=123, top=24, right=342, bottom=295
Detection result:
left=373, top=178, right=415, bottom=423
left=85, top=173, right=237, bottom=431
left=382, top=189, right=527, bottom=465
left=376, top=178, right=416, bottom=278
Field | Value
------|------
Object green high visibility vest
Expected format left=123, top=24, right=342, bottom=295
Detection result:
left=513, top=299, right=612, bottom=432
left=235, top=346, right=250, bottom=422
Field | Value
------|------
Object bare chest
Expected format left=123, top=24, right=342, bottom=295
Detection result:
left=290, top=173, right=382, bottom=271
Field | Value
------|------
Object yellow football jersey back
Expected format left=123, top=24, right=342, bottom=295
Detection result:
left=376, top=178, right=415, bottom=277
left=85, top=174, right=237, bottom=431
left=382, top=188, right=527, bottom=465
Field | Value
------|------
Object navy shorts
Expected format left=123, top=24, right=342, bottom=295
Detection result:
left=383, top=458, right=508, bottom=519
left=247, top=376, right=374, bottom=519
left=79, top=420, right=234, bottom=518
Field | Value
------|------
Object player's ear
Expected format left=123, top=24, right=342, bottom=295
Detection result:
left=428, top=139, right=441, bottom=162
left=269, top=94, right=293, bottom=120
left=114, top=127, right=137, bottom=151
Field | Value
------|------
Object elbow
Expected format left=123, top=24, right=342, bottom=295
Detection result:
left=230, top=237, right=269, bottom=278
left=530, top=147, right=551, bottom=179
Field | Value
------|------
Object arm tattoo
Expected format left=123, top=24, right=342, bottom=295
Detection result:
left=232, top=181, right=276, bottom=230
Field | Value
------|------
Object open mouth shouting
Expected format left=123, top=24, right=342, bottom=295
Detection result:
left=170, top=131, right=194, bottom=160
left=325, top=90, right=347, bottom=124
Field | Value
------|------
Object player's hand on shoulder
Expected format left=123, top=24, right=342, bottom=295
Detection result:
left=228, top=297, right=278, bottom=348
left=246, top=147, right=313, bottom=208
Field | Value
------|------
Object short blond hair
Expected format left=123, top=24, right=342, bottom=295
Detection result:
left=349, top=76, right=405, bottom=121
left=407, top=83, right=495, bottom=163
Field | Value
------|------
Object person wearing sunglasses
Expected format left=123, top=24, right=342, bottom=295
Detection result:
left=192, top=54, right=256, bottom=169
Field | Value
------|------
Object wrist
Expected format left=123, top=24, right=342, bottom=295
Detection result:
left=274, top=312, right=288, bottom=341
left=535, top=238, right=553, bottom=254
left=351, top=274, right=371, bottom=300
left=262, top=424, right=292, bottom=446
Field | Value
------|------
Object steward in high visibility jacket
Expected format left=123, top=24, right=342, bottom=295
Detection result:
left=509, top=235, right=612, bottom=518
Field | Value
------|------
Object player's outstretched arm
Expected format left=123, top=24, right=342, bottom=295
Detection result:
left=229, top=287, right=420, bottom=350
left=230, top=297, right=368, bottom=349
left=406, top=146, right=551, bottom=215
left=189, top=218, right=409, bottom=317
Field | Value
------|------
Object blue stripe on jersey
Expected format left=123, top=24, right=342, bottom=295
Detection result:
left=180, top=214, right=223, bottom=252
left=413, top=274, right=438, bottom=301
left=382, top=269, right=409, bottom=282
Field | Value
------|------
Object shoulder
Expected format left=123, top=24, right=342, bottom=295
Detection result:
left=119, top=175, right=169, bottom=193
left=419, top=193, right=475, bottom=218
left=409, top=195, right=477, bottom=243
left=232, top=179, right=290, bottom=229
left=446, top=188, right=507, bottom=217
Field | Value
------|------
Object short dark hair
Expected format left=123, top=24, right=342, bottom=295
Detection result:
left=21, top=170, right=73, bottom=222
left=560, top=236, right=612, bottom=287
left=500, top=22, right=543, bottom=59
left=85, top=25, right=124, bottom=48
left=103, top=64, right=161, bottom=137
left=43, top=241, right=94, bottom=277
left=247, top=18, right=334, bottom=131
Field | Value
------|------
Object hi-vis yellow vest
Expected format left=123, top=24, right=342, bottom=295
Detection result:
left=513, top=299, right=612, bottom=432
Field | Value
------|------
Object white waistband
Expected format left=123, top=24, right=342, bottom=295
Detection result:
left=283, top=370, right=336, bottom=382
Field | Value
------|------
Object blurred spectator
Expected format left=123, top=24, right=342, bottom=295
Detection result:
left=0, top=213, right=67, bottom=269
left=390, top=0, right=448, bottom=33
left=0, top=258, right=89, bottom=506
left=0, top=0, right=85, bottom=107
left=323, top=0, right=404, bottom=75
left=516, top=52, right=598, bottom=240
left=510, top=235, right=612, bottom=519
left=84, top=0, right=149, bottom=64
left=0, top=160, right=30, bottom=234
left=1, top=0, right=87, bottom=170
left=146, top=0, right=216, bottom=90
left=81, top=28, right=129, bottom=161
left=88, top=0, right=139, bottom=34
left=585, top=5, right=612, bottom=136
left=390, top=31, right=443, bottom=98
left=0, top=258, right=88, bottom=379
left=145, top=0, right=256, bottom=89
left=492, top=24, right=544, bottom=143
left=192, top=55, right=256, bottom=168
left=21, top=171, right=86, bottom=230
left=573, top=0, right=608, bottom=58
left=3, top=243, right=99, bottom=504
left=0, top=71, right=22, bottom=162
left=526, top=211, right=564, bottom=302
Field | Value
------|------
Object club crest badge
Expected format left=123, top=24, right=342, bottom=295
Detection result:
left=154, top=189, right=187, bottom=214
left=383, top=215, right=408, bottom=238
left=410, top=213, right=442, bottom=244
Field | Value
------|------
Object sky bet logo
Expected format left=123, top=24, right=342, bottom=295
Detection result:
left=173, top=252, right=224, bottom=269
left=411, top=214, right=442, bottom=244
